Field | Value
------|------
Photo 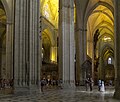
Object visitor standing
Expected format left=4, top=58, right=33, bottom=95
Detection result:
left=85, top=78, right=89, bottom=91
left=100, top=80, right=105, bottom=92
left=98, top=79, right=102, bottom=91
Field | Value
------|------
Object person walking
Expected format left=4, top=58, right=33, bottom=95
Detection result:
left=85, top=78, right=89, bottom=91
left=98, top=79, right=102, bottom=91
left=41, top=78, right=46, bottom=92
left=88, top=77, right=93, bottom=91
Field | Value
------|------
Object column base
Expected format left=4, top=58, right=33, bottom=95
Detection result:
left=14, top=85, right=40, bottom=94
left=62, top=80, right=76, bottom=89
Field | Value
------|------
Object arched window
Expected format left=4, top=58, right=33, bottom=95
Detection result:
left=108, top=57, right=112, bottom=64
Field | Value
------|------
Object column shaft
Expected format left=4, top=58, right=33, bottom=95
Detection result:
left=6, top=22, right=14, bottom=79
left=75, top=0, right=87, bottom=85
left=6, top=0, right=14, bottom=80
left=59, top=0, right=75, bottom=88
left=76, top=29, right=87, bottom=85
left=114, top=0, right=120, bottom=99
left=14, top=0, right=40, bottom=88
left=14, top=0, right=21, bottom=86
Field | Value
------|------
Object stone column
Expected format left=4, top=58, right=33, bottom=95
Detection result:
left=114, top=0, right=120, bottom=99
left=6, top=21, right=14, bottom=79
left=59, top=0, right=75, bottom=88
left=29, top=0, right=40, bottom=87
left=92, top=45, right=95, bottom=81
left=14, top=0, right=40, bottom=88
left=14, top=0, right=24, bottom=86
left=75, top=0, right=87, bottom=85
left=75, top=28, right=87, bottom=85
left=99, top=45, right=105, bottom=80
left=5, top=0, right=14, bottom=80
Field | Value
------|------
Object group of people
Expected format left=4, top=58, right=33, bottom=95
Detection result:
left=0, top=79, right=14, bottom=90
left=98, top=79, right=105, bottom=92
left=40, top=75, right=106, bottom=92
left=40, top=78, right=63, bottom=92
left=85, top=76, right=93, bottom=91
left=85, top=77, right=105, bottom=92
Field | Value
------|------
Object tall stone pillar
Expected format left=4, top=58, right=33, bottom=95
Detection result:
left=114, top=0, right=120, bottom=99
left=14, top=0, right=40, bottom=88
left=75, top=0, right=87, bottom=85
left=29, top=0, right=40, bottom=87
left=76, top=28, right=87, bottom=85
left=5, top=0, right=14, bottom=80
left=6, top=21, right=14, bottom=79
left=100, top=57, right=105, bottom=80
left=59, top=0, right=75, bottom=88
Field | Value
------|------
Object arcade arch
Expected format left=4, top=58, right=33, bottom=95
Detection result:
left=86, top=1, right=114, bottom=84
left=40, top=0, right=58, bottom=80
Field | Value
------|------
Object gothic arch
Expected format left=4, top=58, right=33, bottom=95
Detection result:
left=92, top=21, right=114, bottom=36
left=42, top=29, right=52, bottom=45
left=86, top=1, right=114, bottom=57
left=41, top=17, right=56, bottom=46
left=85, top=1, right=114, bottom=25
left=98, top=32, right=114, bottom=42
left=94, top=21, right=113, bottom=30
left=42, top=27, right=55, bottom=46
left=91, top=10, right=114, bottom=23
left=95, top=26, right=114, bottom=36
left=101, top=44, right=114, bottom=58
left=100, top=45, right=114, bottom=82
left=1, top=0, right=11, bottom=21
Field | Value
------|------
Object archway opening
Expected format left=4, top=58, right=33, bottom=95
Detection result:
left=40, top=0, right=58, bottom=85
left=87, top=4, right=114, bottom=85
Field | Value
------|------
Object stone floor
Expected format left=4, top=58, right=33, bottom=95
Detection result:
left=0, top=86, right=119, bottom=102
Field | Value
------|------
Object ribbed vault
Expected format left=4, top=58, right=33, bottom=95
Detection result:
left=87, top=1, right=114, bottom=59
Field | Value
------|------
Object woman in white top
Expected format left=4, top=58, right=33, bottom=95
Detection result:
left=100, top=80, right=105, bottom=92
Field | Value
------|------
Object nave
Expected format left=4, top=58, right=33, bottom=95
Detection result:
left=0, top=86, right=118, bottom=102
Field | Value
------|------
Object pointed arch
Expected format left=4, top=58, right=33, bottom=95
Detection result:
left=1, top=0, right=11, bottom=21
left=85, top=1, right=114, bottom=26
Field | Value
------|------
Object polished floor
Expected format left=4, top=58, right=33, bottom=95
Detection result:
left=0, top=86, right=119, bottom=102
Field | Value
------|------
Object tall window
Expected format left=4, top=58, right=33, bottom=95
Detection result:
left=108, top=57, right=112, bottom=64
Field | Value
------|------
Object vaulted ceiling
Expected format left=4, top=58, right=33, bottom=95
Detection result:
left=40, top=0, right=114, bottom=61
left=86, top=0, right=114, bottom=59
left=40, top=0, right=58, bottom=28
